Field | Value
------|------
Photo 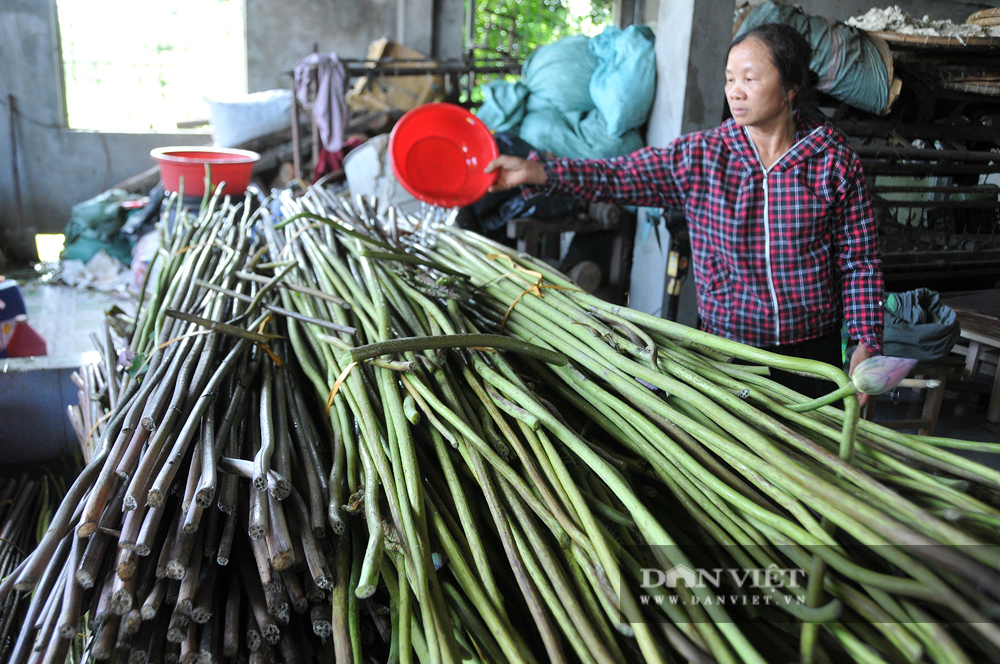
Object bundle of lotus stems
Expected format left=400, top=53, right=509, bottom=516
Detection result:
left=2, top=185, right=999, bottom=664
left=0, top=474, right=50, bottom=661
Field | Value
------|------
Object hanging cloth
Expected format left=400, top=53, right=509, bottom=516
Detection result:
left=294, top=52, right=349, bottom=152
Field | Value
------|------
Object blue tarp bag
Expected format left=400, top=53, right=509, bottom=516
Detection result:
left=523, top=35, right=598, bottom=114
left=519, top=108, right=645, bottom=160
left=475, top=80, right=530, bottom=133
left=736, top=1, right=892, bottom=115
left=589, top=25, right=656, bottom=137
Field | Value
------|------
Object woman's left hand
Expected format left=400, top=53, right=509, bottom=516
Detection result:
left=847, top=344, right=873, bottom=408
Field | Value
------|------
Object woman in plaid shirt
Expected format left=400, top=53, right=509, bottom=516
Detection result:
left=485, top=23, right=884, bottom=402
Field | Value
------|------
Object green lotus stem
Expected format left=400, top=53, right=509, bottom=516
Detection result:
left=461, top=361, right=595, bottom=555
left=273, top=210, right=396, bottom=250
left=463, top=427, right=569, bottom=664
left=498, top=478, right=620, bottom=664
left=494, top=296, right=992, bottom=600
left=348, top=333, right=568, bottom=366
left=355, top=432, right=386, bottom=596
left=360, top=249, right=468, bottom=277
left=355, top=522, right=383, bottom=599
left=466, top=246, right=984, bottom=552
left=362, top=260, right=458, bottom=664
left=441, top=581, right=507, bottom=664
left=433, top=234, right=864, bottom=664
left=903, top=601, right=975, bottom=664
left=229, top=262, right=298, bottom=325
left=164, top=309, right=273, bottom=343
left=472, top=362, right=763, bottom=664
left=733, top=367, right=1000, bottom=491
left=787, top=383, right=858, bottom=412
left=424, top=493, right=538, bottom=664
left=235, top=269, right=351, bottom=309
left=194, top=278, right=356, bottom=334
left=911, top=435, right=1000, bottom=454
left=386, top=556, right=426, bottom=664
left=421, top=422, right=505, bottom=615
left=400, top=372, right=582, bottom=553
left=484, top=382, right=541, bottom=431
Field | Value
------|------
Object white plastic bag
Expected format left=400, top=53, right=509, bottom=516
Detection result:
left=205, top=89, right=293, bottom=148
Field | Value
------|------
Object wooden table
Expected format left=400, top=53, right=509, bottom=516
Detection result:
left=942, top=290, right=1000, bottom=423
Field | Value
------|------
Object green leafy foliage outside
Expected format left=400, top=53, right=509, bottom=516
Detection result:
left=468, top=0, right=614, bottom=102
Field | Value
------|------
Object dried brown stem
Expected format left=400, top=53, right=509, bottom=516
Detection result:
left=166, top=606, right=189, bottom=644
left=190, top=556, right=218, bottom=624
left=310, top=603, right=333, bottom=638
left=237, top=541, right=281, bottom=646
left=253, top=363, right=277, bottom=494
left=266, top=495, right=295, bottom=572
left=223, top=569, right=241, bottom=657
left=124, top=333, right=208, bottom=513
left=281, top=569, right=309, bottom=614
left=55, top=536, right=84, bottom=640
left=174, top=528, right=205, bottom=616
left=216, top=512, right=237, bottom=566
left=90, top=613, right=121, bottom=659
left=147, top=340, right=249, bottom=508
left=141, top=577, right=168, bottom=620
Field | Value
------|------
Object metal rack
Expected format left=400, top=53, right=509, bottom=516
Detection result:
left=869, top=183, right=1000, bottom=287
left=287, top=55, right=520, bottom=180
left=824, top=31, right=1000, bottom=292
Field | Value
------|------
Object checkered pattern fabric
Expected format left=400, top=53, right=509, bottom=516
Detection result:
left=526, top=112, right=884, bottom=355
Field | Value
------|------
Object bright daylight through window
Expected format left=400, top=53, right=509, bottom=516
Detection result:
left=56, top=0, right=247, bottom=132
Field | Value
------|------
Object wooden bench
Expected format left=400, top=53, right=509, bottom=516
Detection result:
left=862, top=356, right=967, bottom=436
left=948, top=308, right=1000, bottom=423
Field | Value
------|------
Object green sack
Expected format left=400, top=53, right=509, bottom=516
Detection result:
left=589, top=25, right=656, bottom=137
left=523, top=35, right=599, bottom=114
left=736, top=1, right=891, bottom=115
left=518, top=108, right=645, bottom=160
left=842, top=289, right=961, bottom=365
left=882, top=289, right=962, bottom=363
left=60, top=189, right=136, bottom=266
left=475, top=80, right=530, bottom=133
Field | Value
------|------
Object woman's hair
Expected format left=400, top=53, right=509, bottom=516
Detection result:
left=730, top=23, right=815, bottom=107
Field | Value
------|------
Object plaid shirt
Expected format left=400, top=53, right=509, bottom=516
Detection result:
left=527, top=112, right=884, bottom=355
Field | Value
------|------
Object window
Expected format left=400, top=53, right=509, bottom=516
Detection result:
left=56, top=0, right=247, bottom=131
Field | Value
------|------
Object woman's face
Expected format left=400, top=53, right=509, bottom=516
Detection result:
left=725, top=38, right=795, bottom=129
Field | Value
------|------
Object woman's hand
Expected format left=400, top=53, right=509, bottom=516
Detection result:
left=847, top=343, right=873, bottom=408
left=484, top=156, right=548, bottom=193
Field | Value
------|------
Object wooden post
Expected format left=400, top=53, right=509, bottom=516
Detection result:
left=289, top=77, right=302, bottom=181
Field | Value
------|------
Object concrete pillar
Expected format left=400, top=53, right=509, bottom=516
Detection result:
left=397, top=0, right=465, bottom=59
left=631, top=0, right=730, bottom=324
left=396, top=0, right=434, bottom=56
left=432, top=0, right=467, bottom=59
left=646, top=0, right=731, bottom=147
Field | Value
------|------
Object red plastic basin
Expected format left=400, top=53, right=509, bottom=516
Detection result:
left=151, top=146, right=260, bottom=197
left=388, top=103, right=498, bottom=208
